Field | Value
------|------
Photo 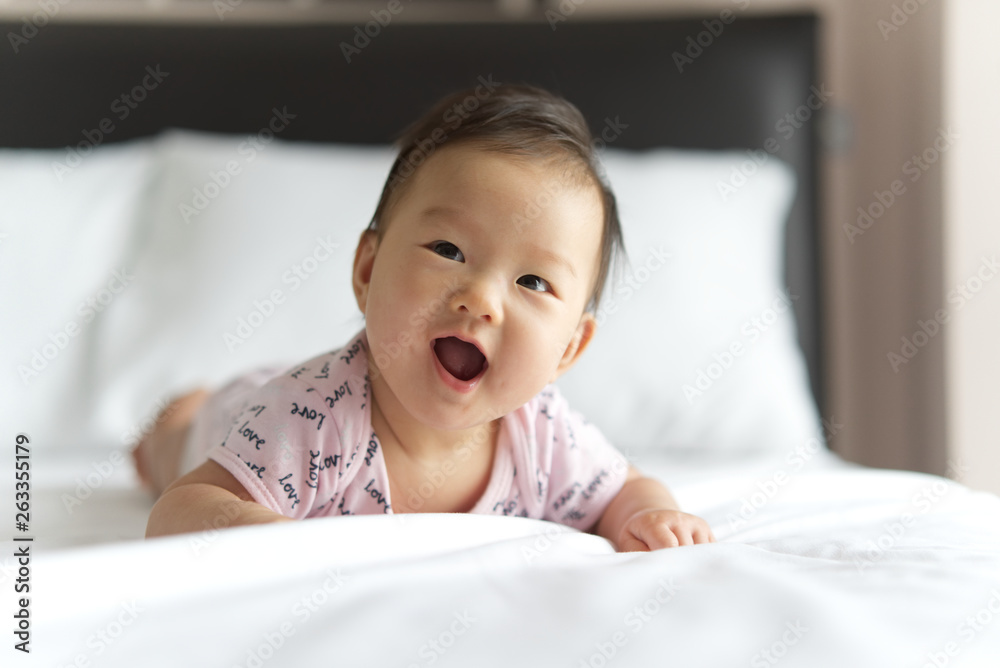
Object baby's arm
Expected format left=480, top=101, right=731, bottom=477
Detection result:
left=146, top=460, right=291, bottom=538
left=595, top=466, right=715, bottom=551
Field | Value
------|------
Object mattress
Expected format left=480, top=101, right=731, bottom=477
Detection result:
left=9, top=446, right=999, bottom=667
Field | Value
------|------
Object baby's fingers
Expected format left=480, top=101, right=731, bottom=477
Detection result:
left=633, top=521, right=681, bottom=550
left=673, top=527, right=695, bottom=547
left=691, top=524, right=716, bottom=544
left=617, top=534, right=651, bottom=552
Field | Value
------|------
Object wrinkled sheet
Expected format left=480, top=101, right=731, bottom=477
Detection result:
left=5, top=448, right=1000, bottom=667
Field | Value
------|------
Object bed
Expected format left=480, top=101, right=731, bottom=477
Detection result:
left=2, top=12, right=999, bottom=668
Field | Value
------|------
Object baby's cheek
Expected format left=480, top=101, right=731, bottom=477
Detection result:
left=369, top=277, right=415, bottom=331
left=514, top=345, right=560, bottom=396
left=395, top=273, right=438, bottom=321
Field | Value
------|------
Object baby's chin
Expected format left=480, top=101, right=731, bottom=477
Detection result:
left=393, top=384, right=529, bottom=437
left=404, top=396, right=508, bottom=433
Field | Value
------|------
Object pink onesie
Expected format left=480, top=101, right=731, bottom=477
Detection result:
left=183, top=329, right=629, bottom=531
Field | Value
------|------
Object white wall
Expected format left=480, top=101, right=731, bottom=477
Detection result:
left=943, top=0, right=1000, bottom=495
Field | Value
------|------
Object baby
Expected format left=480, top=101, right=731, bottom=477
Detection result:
left=139, top=84, right=715, bottom=552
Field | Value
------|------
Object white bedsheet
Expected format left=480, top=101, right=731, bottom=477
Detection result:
left=5, top=448, right=1000, bottom=667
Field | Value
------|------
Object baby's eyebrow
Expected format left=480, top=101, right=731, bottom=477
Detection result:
left=419, top=205, right=461, bottom=221
left=531, top=247, right=577, bottom=279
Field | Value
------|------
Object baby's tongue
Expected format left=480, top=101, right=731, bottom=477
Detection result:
left=433, top=337, right=486, bottom=381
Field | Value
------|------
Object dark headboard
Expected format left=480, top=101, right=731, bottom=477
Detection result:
left=0, top=14, right=823, bottom=411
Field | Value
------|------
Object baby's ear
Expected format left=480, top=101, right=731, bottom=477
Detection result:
left=553, top=312, right=597, bottom=380
left=352, top=230, right=378, bottom=314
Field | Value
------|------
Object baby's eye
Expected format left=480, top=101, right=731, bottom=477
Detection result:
left=430, top=241, right=464, bottom=262
left=517, top=274, right=552, bottom=293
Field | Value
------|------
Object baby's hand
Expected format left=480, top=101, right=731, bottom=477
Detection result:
left=616, top=509, right=716, bottom=552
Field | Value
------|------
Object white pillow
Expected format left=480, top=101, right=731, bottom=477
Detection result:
left=92, top=129, right=395, bottom=447
left=2, top=131, right=821, bottom=459
left=555, top=149, right=822, bottom=455
left=0, top=139, right=157, bottom=448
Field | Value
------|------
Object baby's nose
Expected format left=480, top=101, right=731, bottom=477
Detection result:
left=453, top=276, right=502, bottom=323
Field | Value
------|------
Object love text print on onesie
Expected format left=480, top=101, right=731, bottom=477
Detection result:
left=307, top=451, right=340, bottom=489
left=236, top=405, right=267, bottom=449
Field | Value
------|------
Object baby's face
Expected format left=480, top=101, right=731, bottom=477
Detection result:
left=353, top=143, right=604, bottom=432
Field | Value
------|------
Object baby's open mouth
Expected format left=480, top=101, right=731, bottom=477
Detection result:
left=433, top=337, right=487, bottom=382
